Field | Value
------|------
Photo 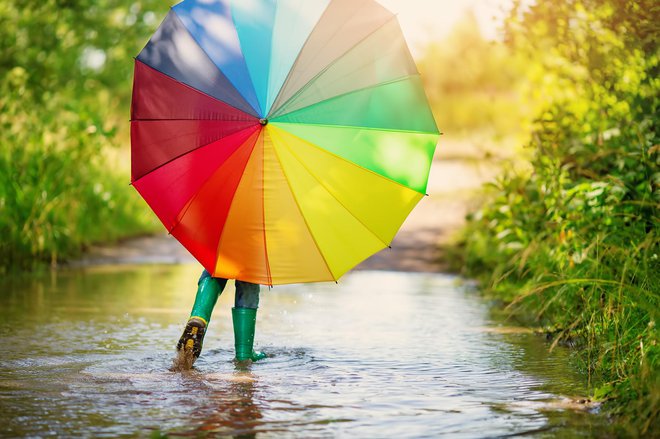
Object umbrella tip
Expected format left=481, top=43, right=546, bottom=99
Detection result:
left=259, top=118, right=268, bottom=126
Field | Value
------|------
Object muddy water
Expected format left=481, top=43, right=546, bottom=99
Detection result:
left=1, top=265, right=611, bottom=437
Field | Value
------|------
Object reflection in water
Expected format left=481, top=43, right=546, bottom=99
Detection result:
left=173, top=370, right=263, bottom=438
left=0, top=265, right=612, bottom=437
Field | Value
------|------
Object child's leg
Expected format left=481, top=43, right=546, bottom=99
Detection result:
left=176, top=270, right=227, bottom=363
left=234, top=280, right=259, bottom=309
left=232, top=281, right=266, bottom=361
left=190, top=270, right=228, bottom=324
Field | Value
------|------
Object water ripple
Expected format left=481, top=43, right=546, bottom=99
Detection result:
left=0, top=268, right=610, bottom=438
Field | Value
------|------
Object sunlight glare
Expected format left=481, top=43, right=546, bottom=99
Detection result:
left=377, top=0, right=514, bottom=53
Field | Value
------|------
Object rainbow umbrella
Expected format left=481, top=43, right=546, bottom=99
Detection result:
left=131, top=0, right=440, bottom=285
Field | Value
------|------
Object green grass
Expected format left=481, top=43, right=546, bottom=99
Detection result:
left=0, top=68, right=158, bottom=272
left=0, top=130, right=158, bottom=272
left=454, top=160, right=659, bottom=435
left=0, top=1, right=170, bottom=272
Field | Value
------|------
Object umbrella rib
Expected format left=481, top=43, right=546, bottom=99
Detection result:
left=272, top=74, right=418, bottom=120
left=131, top=124, right=258, bottom=184
left=269, top=13, right=398, bottom=118
left=260, top=135, right=273, bottom=287
left=272, top=56, right=415, bottom=122
left=209, top=130, right=271, bottom=284
left=264, top=0, right=332, bottom=115
left=272, top=124, right=434, bottom=196
left=133, top=59, right=261, bottom=119
left=171, top=7, right=263, bottom=117
left=270, top=140, right=338, bottom=282
left=262, top=0, right=281, bottom=116
left=274, top=121, right=440, bottom=136
left=226, top=15, right=265, bottom=117
left=172, top=11, right=261, bottom=117
left=272, top=71, right=411, bottom=122
left=265, top=0, right=342, bottom=117
left=294, top=153, right=391, bottom=248
left=271, top=75, right=439, bottom=135
left=163, top=128, right=260, bottom=237
left=277, top=135, right=393, bottom=250
left=132, top=126, right=243, bottom=180
left=131, top=118, right=256, bottom=122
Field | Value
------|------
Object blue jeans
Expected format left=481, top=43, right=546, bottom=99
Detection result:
left=199, top=270, right=260, bottom=309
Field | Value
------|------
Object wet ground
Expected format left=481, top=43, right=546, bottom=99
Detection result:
left=0, top=265, right=612, bottom=438
left=1, top=152, right=614, bottom=437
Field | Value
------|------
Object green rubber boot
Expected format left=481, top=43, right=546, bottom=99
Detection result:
left=176, top=276, right=224, bottom=362
left=232, top=307, right=267, bottom=362
left=190, top=276, right=225, bottom=324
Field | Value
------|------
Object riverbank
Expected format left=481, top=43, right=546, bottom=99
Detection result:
left=448, top=1, right=660, bottom=431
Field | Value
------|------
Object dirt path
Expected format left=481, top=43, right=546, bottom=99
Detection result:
left=77, top=142, right=498, bottom=272
left=356, top=155, right=498, bottom=272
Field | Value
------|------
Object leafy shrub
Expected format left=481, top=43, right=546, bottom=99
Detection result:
left=460, top=0, right=659, bottom=432
left=0, top=1, right=168, bottom=270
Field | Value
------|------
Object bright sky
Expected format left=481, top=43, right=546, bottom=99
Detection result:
left=378, top=0, right=514, bottom=53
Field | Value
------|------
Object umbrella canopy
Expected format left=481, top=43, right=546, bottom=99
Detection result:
left=131, top=0, right=440, bottom=285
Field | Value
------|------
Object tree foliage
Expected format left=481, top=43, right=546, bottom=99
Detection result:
left=0, top=1, right=173, bottom=270
left=418, top=13, right=528, bottom=144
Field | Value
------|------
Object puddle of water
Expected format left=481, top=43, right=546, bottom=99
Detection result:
left=0, top=265, right=613, bottom=438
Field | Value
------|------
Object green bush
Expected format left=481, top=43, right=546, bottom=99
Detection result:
left=0, top=1, right=169, bottom=270
left=460, top=0, right=659, bottom=433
